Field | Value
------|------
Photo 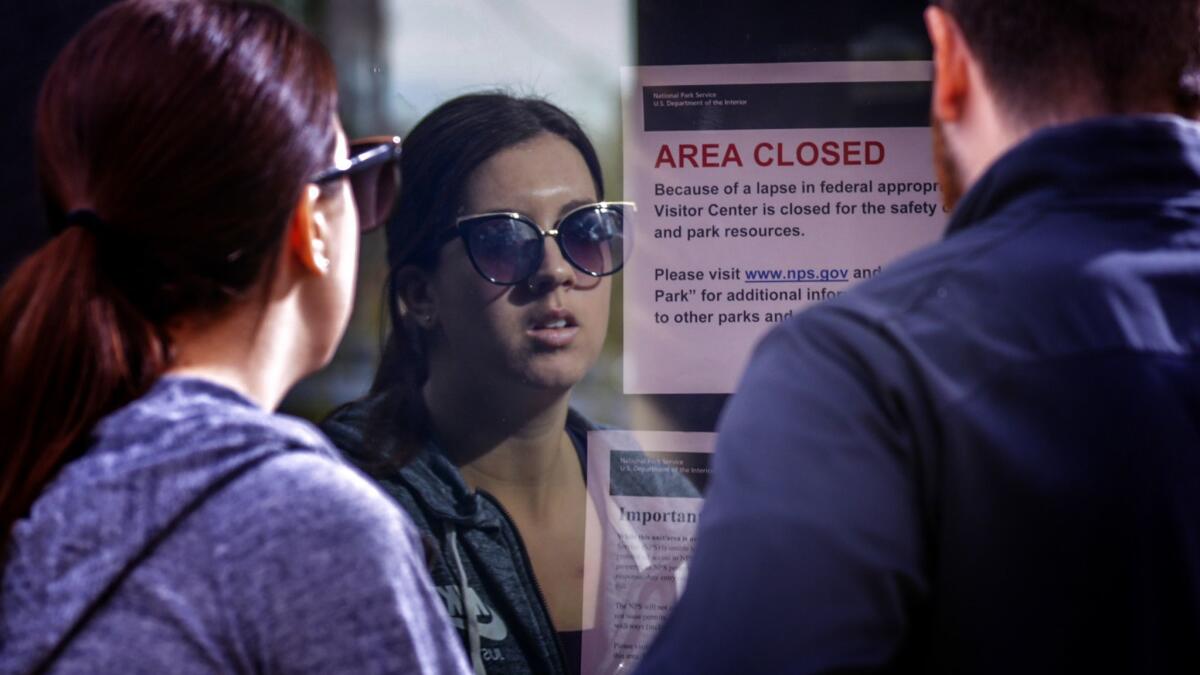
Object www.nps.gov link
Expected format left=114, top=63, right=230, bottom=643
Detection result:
left=743, top=267, right=853, bottom=282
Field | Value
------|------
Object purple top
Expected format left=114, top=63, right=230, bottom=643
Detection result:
left=1, top=376, right=471, bottom=674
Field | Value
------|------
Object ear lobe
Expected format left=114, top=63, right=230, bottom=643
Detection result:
left=926, top=6, right=970, bottom=123
left=288, top=184, right=331, bottom=275
left=393, top=265, right=438, bottom=328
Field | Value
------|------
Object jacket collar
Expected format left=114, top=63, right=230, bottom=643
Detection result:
left=945, top=115, right=1200, bottom=237
left=395, top=408, right=598, bottom=527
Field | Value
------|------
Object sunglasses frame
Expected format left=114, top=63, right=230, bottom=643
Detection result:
left=440, top=201, right=635, bottom=286
left=311, top=135, right=402, bottom=232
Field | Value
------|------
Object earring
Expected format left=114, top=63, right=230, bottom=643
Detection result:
left=312, top=239, right=330, bottom=273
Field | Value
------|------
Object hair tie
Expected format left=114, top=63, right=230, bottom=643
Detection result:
left=63, top=209, right=111, bottom=236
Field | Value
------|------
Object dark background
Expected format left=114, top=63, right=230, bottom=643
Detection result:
left=2, top=1, right=931, bottom=429
left=3, top=1, right=931, bottom=282
left=637, top=1, right=930, bottom=66
left=1, top=2, right=115, bottom=282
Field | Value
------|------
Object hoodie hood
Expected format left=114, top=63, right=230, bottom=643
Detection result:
left=321, top=392, right=700, bottom=675
left=1, top=377, right=332, bottom=674
left=322, top=394, right=599, bottom=528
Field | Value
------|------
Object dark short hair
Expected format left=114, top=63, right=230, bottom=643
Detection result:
left=933, top=0, right=1200, bottom=120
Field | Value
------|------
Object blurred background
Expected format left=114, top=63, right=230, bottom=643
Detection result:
left=3, top=1, right=929, bottom=429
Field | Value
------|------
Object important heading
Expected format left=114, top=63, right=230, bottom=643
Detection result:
left=655, top=140, right=885, bottom=169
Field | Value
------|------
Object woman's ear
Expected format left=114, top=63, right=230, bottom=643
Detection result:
left=288, top=184, right=331, bottom=275
left=393, top=264, right=437, bottom=329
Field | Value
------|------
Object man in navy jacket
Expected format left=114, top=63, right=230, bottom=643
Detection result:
left=637, top=1, right=1200, bottom=673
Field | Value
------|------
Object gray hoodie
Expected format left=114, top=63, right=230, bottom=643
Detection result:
left=0, top=377, right=471, bottom=675
left=322, top=392, right=700, bottom=675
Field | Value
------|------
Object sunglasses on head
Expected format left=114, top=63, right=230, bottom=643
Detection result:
left=435, top=201, right=635, bottom=286
left=311, top=135, right=401, bottom=232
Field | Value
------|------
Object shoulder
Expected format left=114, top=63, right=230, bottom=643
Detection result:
left=813, top=216, right=1016, bottom=333
left=745, top=211, right=1043, bottom=396
left=321, top=395, right=452, bottom=535
left=775, top=196, right=1125, bottom=407
left=320, top=389, right=414, bottom=469
left=184, top=453, right=468, bottom=674
left=97, top=376, right=333, bottom=459
left=194, top=453, right=429, bottom=619
left=720, top=218, right=1048, bottom=474
left=321, top=395, right=377, bottom=452
left=205, top=452, right=416, bottom=554
left=721, top=289, right=930, bottom=468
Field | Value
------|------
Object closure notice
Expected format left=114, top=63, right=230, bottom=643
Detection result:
left=623, top=62, right=947, bottom=394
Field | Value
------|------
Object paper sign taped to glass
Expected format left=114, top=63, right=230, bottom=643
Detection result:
left=581, top=430, right=714, bottom=674
left=622, top=61, right=947, bottom=394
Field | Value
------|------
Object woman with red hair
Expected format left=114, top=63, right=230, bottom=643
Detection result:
left=0, top=2, right=468, bottom=673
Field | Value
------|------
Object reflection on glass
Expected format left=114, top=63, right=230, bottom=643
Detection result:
left=322, top=93, right=622, bottom=675
left=279, top=0, right=633, bottom=424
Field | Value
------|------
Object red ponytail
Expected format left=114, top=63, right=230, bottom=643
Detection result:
left=0, top=0, right=339, bottom=563
left=0, top=228, right=169, bottom=560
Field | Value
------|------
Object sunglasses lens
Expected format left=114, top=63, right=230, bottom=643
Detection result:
left=559, top=205, right=627, bottom=276
left=348, top=142, right=401, bottom=232
left=464, top=217, right=541, bottom=284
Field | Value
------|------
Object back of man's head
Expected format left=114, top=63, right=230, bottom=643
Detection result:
left=934, top=0, right=1200, bottom=123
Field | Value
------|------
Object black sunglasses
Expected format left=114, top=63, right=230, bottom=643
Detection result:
left=436, top=201, right=634, bottom=286
left=311, top=135, right=401, bottom=232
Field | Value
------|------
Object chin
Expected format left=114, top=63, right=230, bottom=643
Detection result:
left=516, top=354, right=593, bottom=392
left=518, top=369, right=586, bottom=393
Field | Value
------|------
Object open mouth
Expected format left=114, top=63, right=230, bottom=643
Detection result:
left=528, top=310, right=580, bottom=347
left=530, top=311, right=578, bottom=331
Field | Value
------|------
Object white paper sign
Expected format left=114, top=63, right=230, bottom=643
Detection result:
left=580, top=430, right=715, bottom=675
left=622, top=62, right=946, bottom=393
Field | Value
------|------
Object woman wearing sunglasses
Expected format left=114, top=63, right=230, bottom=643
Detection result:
left=322, top=93, right=631, bottom=675
left=0, top=2, right=468, bottom=673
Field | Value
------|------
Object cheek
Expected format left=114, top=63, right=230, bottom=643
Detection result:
left=434, top=266, right=514, bottom=345
left=334, top=223, right=358, bottom=310
left=340, top=222, right=359, bottom=282
left=579, top=282, right=613, bottom=345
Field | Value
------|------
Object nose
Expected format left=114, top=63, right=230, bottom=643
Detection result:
left=525, top=234, right=574, bottom=294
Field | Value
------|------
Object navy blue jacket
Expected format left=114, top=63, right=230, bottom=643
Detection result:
left=636, top=116, right=1200, bottom=674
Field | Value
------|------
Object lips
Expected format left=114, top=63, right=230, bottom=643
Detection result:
left=527, top=308, right=579, bottom=348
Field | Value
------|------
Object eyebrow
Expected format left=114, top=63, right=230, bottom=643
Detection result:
left=557, top=198, right=595, bottom=219
left=467, top=198, right=598, bottom=224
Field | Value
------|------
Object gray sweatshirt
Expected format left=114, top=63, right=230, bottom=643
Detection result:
left=0, top=377, right=471, bottom=675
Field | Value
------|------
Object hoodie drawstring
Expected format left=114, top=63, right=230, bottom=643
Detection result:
left=446, top=525, right=485, bottom=675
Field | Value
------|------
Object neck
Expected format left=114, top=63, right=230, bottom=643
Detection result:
left=953, top=69, right=1032, bottom=192
left=425, top=373, right=577, bottom=503
left=166, top=296, right=314, bottom=411
left=949, top=64, right=1155, bottom=194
